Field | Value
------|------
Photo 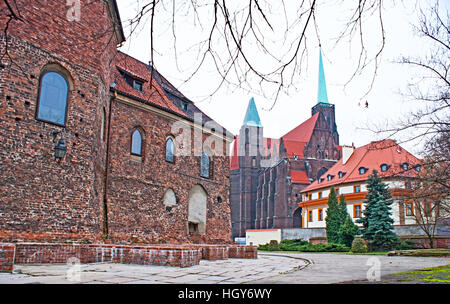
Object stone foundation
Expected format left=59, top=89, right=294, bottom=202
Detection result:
left=0, top=242, right=257, bottom=273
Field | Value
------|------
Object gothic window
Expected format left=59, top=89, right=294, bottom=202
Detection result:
left=101, top=108, right=106, bottom=142
left=131, top=129, right=143, bottom=156
left=166, top=137, right=174, bottom=163
left=200, top=152, right=210, bottom=178
left=36, top=71, right=69, bottom=125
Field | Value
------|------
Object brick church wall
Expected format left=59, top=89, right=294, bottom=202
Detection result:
left=0, top=1, right=232, bottom=245
left=105, top=99, right=232, bottom=244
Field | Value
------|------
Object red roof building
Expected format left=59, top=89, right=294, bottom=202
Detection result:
left=298, top=139, right=423, bottom=229
left=230, top=52, right=342, bottom=238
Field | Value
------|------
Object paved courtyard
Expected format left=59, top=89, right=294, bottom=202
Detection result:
left=0, top=252, right=448, bottom=284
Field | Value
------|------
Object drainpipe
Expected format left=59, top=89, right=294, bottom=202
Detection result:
left=102, top=94, right=114, bottom=240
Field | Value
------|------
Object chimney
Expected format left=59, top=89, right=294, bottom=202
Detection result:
left=342, top=145, right=354, bottom=165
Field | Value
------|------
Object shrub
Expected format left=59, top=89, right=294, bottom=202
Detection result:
left=267, top=240, right=280, bottom=251
left=395, top=239, right=416, bottom=250
left=279, top=239, right=309, bottom=251
left=298, top=243, right=350, bottom=252
left=351, top=237, right=368, bottom=253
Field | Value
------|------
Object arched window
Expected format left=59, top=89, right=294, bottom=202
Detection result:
left=200, top=152, right=210, bottom=178
left=131, top=129, right=143, bottom=156
left=166, top=137, right=174, bottom=163
left=36, top=71, right=69, bottom=125
left=100, top=108, right=106, bottom=142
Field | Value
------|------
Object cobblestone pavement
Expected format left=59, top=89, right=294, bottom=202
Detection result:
left=0, top=252, right=448, bottom=284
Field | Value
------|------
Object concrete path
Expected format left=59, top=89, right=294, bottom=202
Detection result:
left=0, top=252, right=447, bottom=284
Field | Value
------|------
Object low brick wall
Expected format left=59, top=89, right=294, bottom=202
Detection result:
left=0, top=242, right=257, bottom=272
left=191, top=244, right=229, bottom=261
left=228, top=245, right=258, bottom=259
left=0, top=243, right=15, bottom=273
left=13, top=243, right=200, bottom=268
left=400, top=236, right=450, bottom=249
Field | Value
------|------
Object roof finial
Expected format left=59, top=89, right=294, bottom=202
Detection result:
left=318, top=49, right=329, bottom=104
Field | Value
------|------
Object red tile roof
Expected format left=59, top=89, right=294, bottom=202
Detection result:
left=112, top=51, right=187, bottom=117
left=282, top=113, right=319, bottom=143
left=290, top=170, right=310, bottom=184
left=301, top=139, right=422, bottom=193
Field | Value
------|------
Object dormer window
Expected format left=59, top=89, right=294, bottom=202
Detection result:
left=401, top=163, right=409, bottom=171
left=338, top=171, right=346, bottom=179
left=359, top=167, right=368, bottom=175
left=133, top=80, right=143, bottom=91
left=119, top=69, right=145, bottom=92
left=415, top=165, right=421, bottom=172
left=327, top=174, right=334, bottom=181
left=380, top=164, right=389, bottom=172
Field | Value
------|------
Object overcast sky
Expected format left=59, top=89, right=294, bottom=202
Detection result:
left=116, top=0, right=447, bottom=156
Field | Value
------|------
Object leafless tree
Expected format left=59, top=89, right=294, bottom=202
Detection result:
left=1, top=0, right=389, bottom=108
left=382, top=2, right=449, bottom=247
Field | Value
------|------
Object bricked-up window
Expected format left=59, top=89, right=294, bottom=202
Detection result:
left=131, top=129, right=143, bottom=156
left=36, top=72, right=69, bottom=126
left=200, top=152, right=210, bottom=178
left=166, top=138, right=174, bottom=163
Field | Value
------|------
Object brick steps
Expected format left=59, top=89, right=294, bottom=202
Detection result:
left=0, top=243, right=257, bottom=273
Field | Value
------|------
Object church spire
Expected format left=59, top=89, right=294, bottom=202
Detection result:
left=318, top=48, right=329, bottom=104
left=243, top=97, right=262, bottom=127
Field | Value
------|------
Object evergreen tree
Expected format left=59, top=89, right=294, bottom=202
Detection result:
left=356, top=170, right=398, bottom=251
left=325, top=187, right=341, bottom=243
left=338, top=194, right=349, bottom=225
left=337, top=195, right=360, bottom=247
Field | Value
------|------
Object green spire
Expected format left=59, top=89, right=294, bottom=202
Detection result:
left=243, top=97, right=262, bottom=127
left=318, top=49, right=329, bottom=104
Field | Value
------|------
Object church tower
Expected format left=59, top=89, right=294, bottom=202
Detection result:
left=311, top=49, right=339, bottom=145
left=230, top=97, right=264, bottom=238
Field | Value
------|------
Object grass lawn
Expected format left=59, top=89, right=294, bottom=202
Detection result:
left=376, top=264, right=450, bottom=284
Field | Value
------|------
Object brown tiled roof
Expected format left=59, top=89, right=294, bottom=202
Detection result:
left=301, top=139, right=422, bottom=193
left=112, top=51, right=188, bottom=117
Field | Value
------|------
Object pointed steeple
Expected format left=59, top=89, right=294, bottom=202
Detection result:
left=243, top=97, right=262, bottom=127
left=318, top=49, right=329, bottom=104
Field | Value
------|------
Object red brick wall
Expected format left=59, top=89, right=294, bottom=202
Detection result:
left=0, top=1, right=232, bottom=245
left=13, top=243, right=201, bottom=267
left=228, top=245, right=258, bottom=259
left=0, top=243, right=15, bottom=273
left=105, top=99, right=232, bottom=244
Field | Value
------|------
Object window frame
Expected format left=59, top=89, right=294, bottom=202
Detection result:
left=318, top=208, right=323, bottom=221
left=405, top=201, right=414, bottom=216
left=200, top=152, right=210, bottom=178
left=308, top=210, right=313, bottom=222
left=165, top=137, right=175, bottom=163
left=353, top=185, right=361, bottom=193
left=353, top=204, right=362, bottom=218
left=35, top=70, right=70, bottom=127
left=130, top=128, right=143, bottom=157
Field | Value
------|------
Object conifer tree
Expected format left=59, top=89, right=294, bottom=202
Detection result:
left=325, top=187, right=341, bottom=243
left=357, top=170, right=398, bottom=251
left=337, top=195, right=360, bottom=247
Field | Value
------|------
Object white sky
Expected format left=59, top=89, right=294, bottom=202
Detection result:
left=116, top=0, right=447, bottom=156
